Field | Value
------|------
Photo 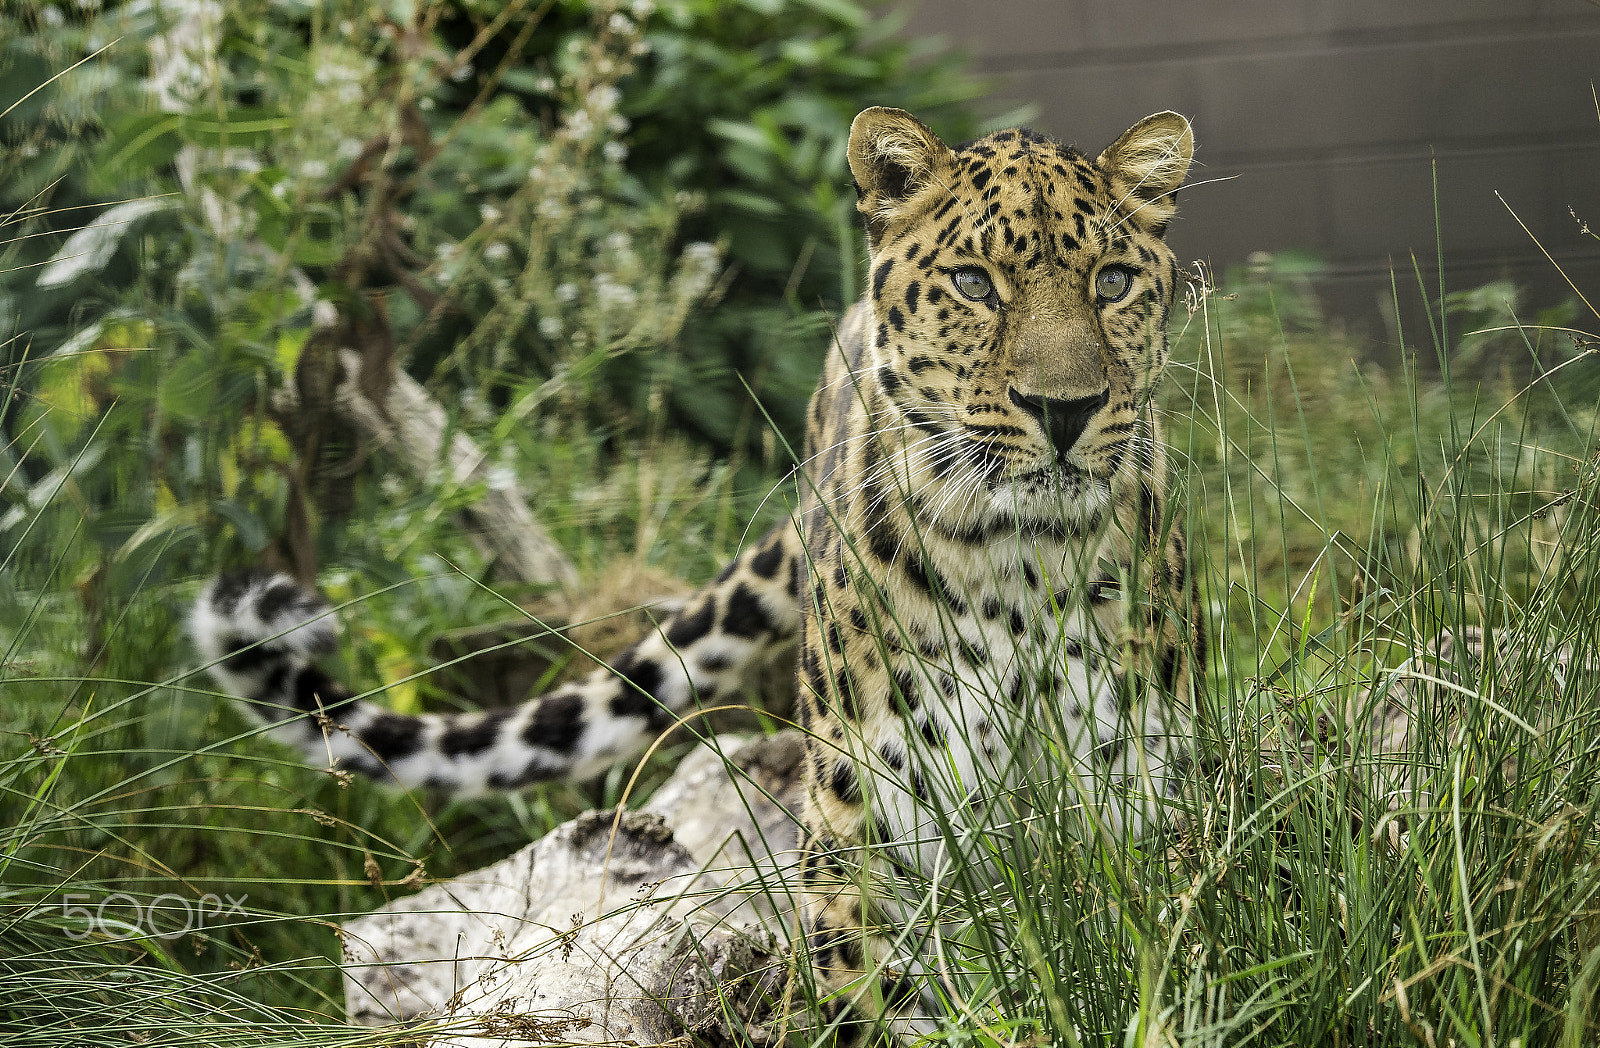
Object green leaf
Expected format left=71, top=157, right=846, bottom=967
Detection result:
left=89, top=112, right=183, bottom=190
left=209, top=499, right=267, bottom=552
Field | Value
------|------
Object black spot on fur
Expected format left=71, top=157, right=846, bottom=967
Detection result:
left=830, top=759, right=861, bottom=803
left=1097, top=737, right=1126, bottom=766
left=208, top=570, right=264, bottom=615
left=808, top=923, right=864, bottom=969
left=440, top=708, right=511, bottom=757
left=872, top=259, right=893, bottom=299
left=903, top=556, right=968, bottom=617
left=834, top=668, right=860, bottom=721
left=258, top=663, right=290, bottom=716
left=665, top=599, right=715, bottom=649
left=881, top=972, right=923, bottom=1008
left=918, top=714, right=945, bottom=748
left=293, top=665, right=355, bottom=716
left=255, top=578, right=307, bottom=625
left=877, top=364, right=903, bottom=395
left=749, top=540, right=785, bottom=579
left=721, top=583, right=773, bottom=639
left=1088, top=578, right=1120, bottom=604
left=609, top=653, right=664, bottom=719
left=892, top=670, right=920, bottom=711
left=800, top=645, right=826, bottom=701
left=220, top=634, right=278, bottom=674
left=1139, top=479, right=1161, bottom=545
left=526, top=690, right=586, bottom=754
left=878, top=741, right=906, bottom=772
left=360, top=713, right=423, bottom=763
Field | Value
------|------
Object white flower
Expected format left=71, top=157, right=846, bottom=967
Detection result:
left=566, top=108, right=594, bottom=138
left=607, top=114, right=630, bottom=134
left=299, top=158, right=328, bottom=179
left=675, top=241, right=722, bottom=299
left=480, top=203, right=502, bottom=223
left=682, top=241, right=719, bottom=269
left=594, top=274, right=638, bottom=312
left=535, top=76, right=556, bottom=93
left=486, top=465, right=517, bottom=492
left=450, top=63, right=473, bottom=82
left=41, top=6, right=63, bottom=26
left=602, top=141, right=628, bottom=164
left=608, top=12, right=632, bottom=34
left=459, top=388, right=490, bottom=425
left=631, top=0, right=654, bottom=19
left=587, top=85, right=621, bottom=113
left=605, top=231, right=632, bottom=253
left=485, top=242, right=511, bottom=261
left=555, top=282, right=579, bottom=302
left=539, top=316, right=563, bottom=339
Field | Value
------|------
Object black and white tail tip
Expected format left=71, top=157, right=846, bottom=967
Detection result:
left=190, top=569, right=352, bottom=725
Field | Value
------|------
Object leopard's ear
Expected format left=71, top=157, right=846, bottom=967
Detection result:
left=1098, top=111, right=1194, bottom=234
left=848, top=107, right=951, bottom=248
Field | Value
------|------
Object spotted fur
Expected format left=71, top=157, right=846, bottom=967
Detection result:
left=192, top=107, right=1201, bottom=1042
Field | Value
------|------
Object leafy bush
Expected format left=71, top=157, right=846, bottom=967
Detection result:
left=0, top=0, right=996, bottom=615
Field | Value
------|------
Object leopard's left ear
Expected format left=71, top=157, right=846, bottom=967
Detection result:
left=1098, top=111, right=1194, bottom=234
left=848, top=107, right=952, bottom=248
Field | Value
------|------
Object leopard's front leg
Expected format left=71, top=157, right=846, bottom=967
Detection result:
left=796, top=823, right=938, bottom=1046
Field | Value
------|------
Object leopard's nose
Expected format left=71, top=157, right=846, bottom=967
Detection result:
left=1008, top=388, right=1110, bottom=457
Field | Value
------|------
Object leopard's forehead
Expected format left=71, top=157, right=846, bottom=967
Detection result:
left=926, top=128, right=1127, bottom=266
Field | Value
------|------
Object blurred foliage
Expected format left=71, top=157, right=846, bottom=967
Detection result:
left=0, top=0, right=995, bottom=611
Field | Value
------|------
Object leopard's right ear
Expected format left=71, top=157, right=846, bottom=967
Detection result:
left=848, top=107, right=951, bottom=248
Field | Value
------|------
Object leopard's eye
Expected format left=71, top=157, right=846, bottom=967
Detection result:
left=952, top=266, right=995, bottom=301
left=1095, top=265, right=1133, bottom=304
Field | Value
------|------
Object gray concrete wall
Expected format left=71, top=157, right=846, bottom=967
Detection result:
left=902, top=0, right=1600, bottom=344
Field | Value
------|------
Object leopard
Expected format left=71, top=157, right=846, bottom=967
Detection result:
left=192, top=106, right=1203, bottom=1042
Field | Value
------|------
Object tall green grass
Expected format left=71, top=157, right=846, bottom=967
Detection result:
left=6, top=245, right=1600, bottom=1045
left=779, top=253, right=1600, bottom=1045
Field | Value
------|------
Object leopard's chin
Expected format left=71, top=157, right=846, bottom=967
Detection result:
left=985, top=464, right=1110, bottom=527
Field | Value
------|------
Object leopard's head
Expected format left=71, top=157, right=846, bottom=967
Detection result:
left=847, top=107, right=1193, bottom=529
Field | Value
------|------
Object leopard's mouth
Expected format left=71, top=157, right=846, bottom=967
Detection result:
left=991, top=460, right=1079, bottom=489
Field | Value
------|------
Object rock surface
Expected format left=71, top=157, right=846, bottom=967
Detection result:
left=340, top=732, right=808, bottom=1046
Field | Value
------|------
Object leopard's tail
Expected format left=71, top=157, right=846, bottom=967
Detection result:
left=190, top=530, right=799, bottom=793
